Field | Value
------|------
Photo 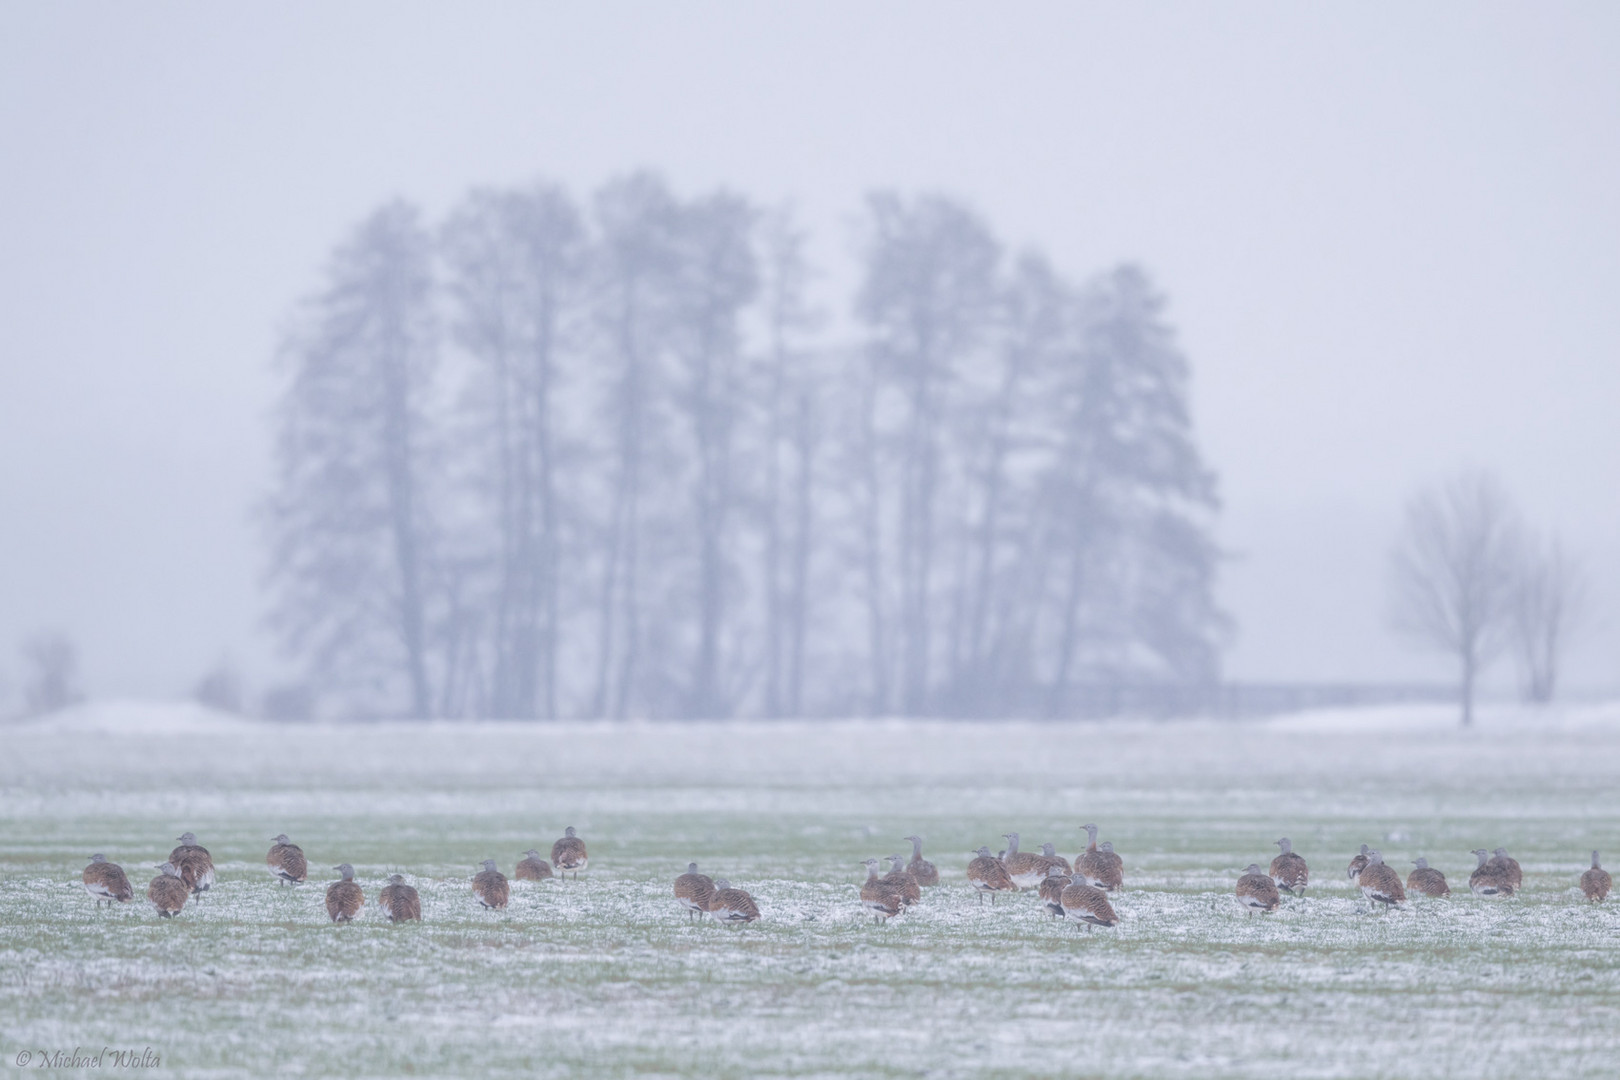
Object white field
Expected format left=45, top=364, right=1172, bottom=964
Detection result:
left=3, top=701, right=1620, bottom=1078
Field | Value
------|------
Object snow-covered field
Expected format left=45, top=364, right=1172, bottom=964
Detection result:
left=3, top=702, right=1620, bottom=1078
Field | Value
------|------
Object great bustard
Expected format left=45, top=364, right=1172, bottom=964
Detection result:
left=1358, top=851, right=1406, bottom=910
left=1076, top=825, right=1123, bottom=891
left=1235, top=864, right=1280, bottom=916
left=147, top=863, right=189, bottom=918
left=325, top=864, right=363, bottom=923
left=1059, top=879, right=1119, bottom=931
left=1468, top=849, right=1514, bottom=897
left=860, top=859, right=905, bottom=923
left=1270, top=838, right=1308, bottom=896
left=378, top=874, right=421, bottom=922
left=966, top=846, right=1016, bottom=904
left=1406, top=858, right=1450, bottom=898
left=267, top=835, right=307, bottom=886
left=707, top=879, right=760, bottom=924
left=1580, top=851, right=1610, bottom=902
left=1037, top=864, right=1072, bottom=919
left=1347, top=844, right=1371, bottom=887
left=1487, top=848, right=1523, bottom=891
left=516, top=849, right=554, bottom=881
left=1039, top=843, right=1072, bottom=875
left=471, top=860, right=510, bottom=911
left=168, top=833, right=215, bottom=903
left=1000, top=832, right=1052, bottom=890
left=904, top=836, right=940, bottom=886
left=882, top=855, right=921, bottom=906
left=82, top=854, right=133, bottom=907
left=674, top=862, right=716, bottom=920
left=551, top=827, right=588, bottom=880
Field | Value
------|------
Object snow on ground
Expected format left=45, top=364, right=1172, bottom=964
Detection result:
left=3, top=702, right=1619, bottom=1078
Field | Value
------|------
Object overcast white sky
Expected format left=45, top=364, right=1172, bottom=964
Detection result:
left=1, top=3, right=1616, bottom=703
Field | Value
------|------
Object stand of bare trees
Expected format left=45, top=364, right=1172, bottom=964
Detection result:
left=265, top=176, right=1226, bottom=719
left=1388, top=470, right=1587, bottom=724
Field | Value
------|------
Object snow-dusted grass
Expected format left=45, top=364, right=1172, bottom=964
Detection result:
left=3, top=702, right=1620, bottom=1078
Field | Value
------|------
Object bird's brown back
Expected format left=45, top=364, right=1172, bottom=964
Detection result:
left=326, top=880, right=364, bottom=921
left=85, top=862, right=134, bottom=901
left=379, top=882, right=421, bottom=921
left=148, top=874, right=188, bottom=914
left=268, top=843, right=307, bottom=883
left=472, top=869, right=510, bottom=909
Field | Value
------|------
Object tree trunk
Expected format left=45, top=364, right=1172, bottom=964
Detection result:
left=381, top=337, right=432, bottom=718
left=787, top=386, right=815, bottom=717
left=1460, top=648, right=1475, bottom=728
left=860, top=370, right=889, bottom=715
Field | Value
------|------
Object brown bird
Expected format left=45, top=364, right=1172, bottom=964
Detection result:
left=377, top=874, right=421, bottom=922
left=266, top=834, right=307, bottom=886
left=707, top=879, right=760, bottom=924
left=1580, top=851, right=1610, bottom=902
left=1000, top=832, right=1053, bottom=890
left=1347, top=844, right=1371, bottom=887
left=147, top=863, right=189, bottom=918
left=551, top=827, right=588, bottom=880
left=168, top=832, right=215, bottom=902
left=1059, top=879, right=1119, bottom=931
left=1096, top=842, right=1124, bottom=890
left=471, top=859, right=509, bottom=910
left=882, top=855, right=922, bottom=906
left=1039, top=843, right=1072, bottom=874
left=1358, top=851, right=1406, bottom=909
left=1488, top=848, right=1523, bottom=891
left=1038, top=865, right=1072, bottom=919
left=325, top=864, right=364, bottom=923
left=674, top=862, right=716, bottom=919
left=1076, top=825, right=1123, bottom=891
left=1406, top=857, right=1450, bottom=898
left=904, top=836, right=940, bottom=886
left=515, top=849, right=553, bottom=881
left=860, top=859, right=905, bottom=923
left=82, top=854, right=133, bottom=907
left=1270, top=838, right=1308, bottom=896
left=967, top=846, right=1016, bottom=904
left=1468, top=849, right=1515, bottom=897
left=1235, top=863, right=1280, bottom=916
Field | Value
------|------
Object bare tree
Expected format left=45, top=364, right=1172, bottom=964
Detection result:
left=946, top=253, right=1066, bottom=713
left=20, top=631, right=82, bottom=716
left=442, top=182, right=586, bottom=719
left=1036, top=265, right=1222, bottom=715
left=265, top=200, right=443, bottom=717
left=589, top=173, right=678, bottom=719
left=857, top=192, right=1000, bottom=715
left=757, top=207, right=824, bottom=717
left=1511, top=534, right=1584, bottom=704
left=1388, top=471, right=1523, bottom=726
left=667, top=190, right=759, bottom=718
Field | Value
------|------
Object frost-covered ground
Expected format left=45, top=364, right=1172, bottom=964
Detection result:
left=3, top=701, right=1620, bottom=1078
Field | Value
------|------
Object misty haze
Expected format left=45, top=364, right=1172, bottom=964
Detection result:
left=3, top=6, right=1618, bottom=1079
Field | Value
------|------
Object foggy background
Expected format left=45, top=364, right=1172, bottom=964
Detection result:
left=2, top=3, right=1616, bottom=711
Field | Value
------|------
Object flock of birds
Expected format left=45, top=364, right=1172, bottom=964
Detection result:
left=76, top=825, right=1613, bottom=927
left=79, top=828, right=590, bottom=921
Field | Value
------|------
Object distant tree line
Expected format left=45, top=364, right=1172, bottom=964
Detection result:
left=264, top=173, right=1224, bottom=719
